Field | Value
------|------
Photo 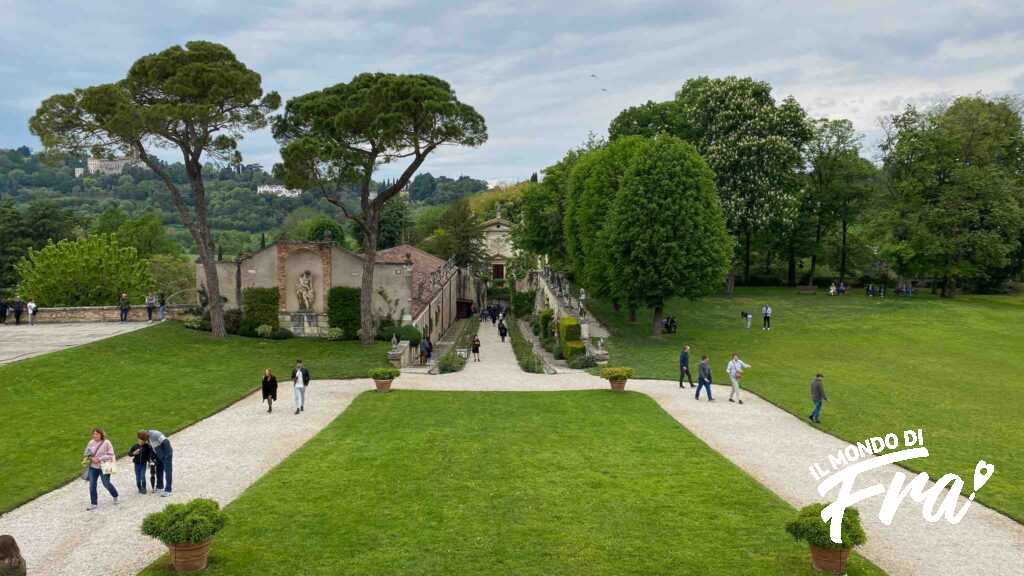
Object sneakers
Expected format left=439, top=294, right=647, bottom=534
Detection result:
left=738, top=400, right=744, bottom=405
left=86, top=504, right=98, bottom=511
left=729, top=398, right=735, bottom=403
left=113, top=497, right=119, bottom=505
left=161, top=491, right=171, bottom=498
left=295, top=408, right=300, bottom=415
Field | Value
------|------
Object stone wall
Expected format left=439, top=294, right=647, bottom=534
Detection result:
left=33, top=305, right=193, bottom=323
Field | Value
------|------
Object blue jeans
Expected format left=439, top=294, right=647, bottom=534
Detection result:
left=810, top=400, right=823, bottom=421
left=88, top=467, right=118, bottom=505
left=695, top=381, right=713, bottom=400
left=134, top=461, right=148, bottom=493
left=154, top=440, right=173, bottom=492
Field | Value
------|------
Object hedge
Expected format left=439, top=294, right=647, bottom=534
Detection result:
left=242, top=287, right=279, bottom=332
left=558, top=316, right=581, bottom=343
left=563, top=339, right=585, bottom=362
left=327, top=286, right=361, bottom=339
left=511, top=290, right=535, bottom=316
left=538, top=309, right=554, bottom=338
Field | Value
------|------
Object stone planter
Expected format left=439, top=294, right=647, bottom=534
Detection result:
left=608, top=379, right=626, bottom=392
left=809, top=544, right=850, bottom=574
left=374, top=379, right=394, bottom=393
left=169, top=539, right=212, bottom=572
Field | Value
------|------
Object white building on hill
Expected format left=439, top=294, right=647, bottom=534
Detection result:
left=257, top=184, right=303, bottom=198
left=85, top=154, right=141, bottom=176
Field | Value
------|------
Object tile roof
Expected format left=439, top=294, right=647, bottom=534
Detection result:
left=376, top=245, right=447, bottom=318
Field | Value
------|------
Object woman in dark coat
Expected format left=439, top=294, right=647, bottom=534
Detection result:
left=262, top=369, right=278, bottom=414
left=0, top=535, right=26, bottom=576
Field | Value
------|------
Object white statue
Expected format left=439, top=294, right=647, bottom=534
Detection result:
left=296, top=270, right=315, bottom=311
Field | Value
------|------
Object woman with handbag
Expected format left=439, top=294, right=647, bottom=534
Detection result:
left=262, top=368, right=278, bottom=414
left=82, top=427, right=119, bottom=510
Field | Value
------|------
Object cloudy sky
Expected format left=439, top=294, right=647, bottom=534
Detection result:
left=2, top=0, right=1023, bottom=183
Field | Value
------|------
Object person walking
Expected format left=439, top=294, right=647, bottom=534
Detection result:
left=0, top=299, right=7, bottom=324
left=138, top=430, right=173, bottom=496
left=498, top=321, right=508, bottom=343
left=262, top=368, right=278, bottom=414
left=809, top=373, right=827, bottom=423
left=127, top=436, right=154, bottom=494
left=761, top=303, right=772, bottom=331
left=292, top=359, right=310, bottom=414
left=158, top=292, right=167, bottom=321
left=678, top=345, right=693, bottom=389
left=741, top=311, right=751, bottom=329
left=82, top=428, right=119, bottom=510
left=695, top=355, right=714, bottom=401
left=726, top=353, right=751, bottom=404
left=472, top=335, right=481, bottom=361
left=26, top=300, right=37, bottom=326
left=118, top=293, right=130, bottom=322
left=0, top=535, right=27, bottom=576
left=145, top=293, right=156, bottom=322
left=11, top=299, right=23, bottom=325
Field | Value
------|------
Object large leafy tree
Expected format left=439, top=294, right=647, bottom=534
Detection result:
left=423, top=198, right=487, bottom=269
left=880, top=97, right=1024, bottom=294
left=16, top=234, right=153, bottom=306
left=610, top=77, right=812, bottom=290
left=273, top=73, right=486, bottom=343
left=29, top=41, right=279, bottom=337
left=0, top=199, right=78, bottom=294
left=606, top=135, right=732, bottom=334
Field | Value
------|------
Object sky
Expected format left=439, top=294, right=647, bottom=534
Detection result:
left=2, top=0, right=1023, bottom=184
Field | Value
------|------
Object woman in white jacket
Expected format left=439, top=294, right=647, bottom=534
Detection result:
left=726, top=353, right=751, bottom=404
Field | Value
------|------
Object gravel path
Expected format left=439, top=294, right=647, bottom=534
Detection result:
left=0, top=322, right=147, bottom=365
left=1, top=320, right=1020, bottom=575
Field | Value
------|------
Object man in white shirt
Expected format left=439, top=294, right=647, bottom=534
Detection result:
left=761, top=304, right=772, bottom=331
left=726, top=353, right=751, bottom=404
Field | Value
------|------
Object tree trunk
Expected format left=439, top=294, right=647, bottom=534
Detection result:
left=787, top=247, right=797, bottom=287
left=651, top=305, right=663, bottom=336
left=185, top=160, right=225, bottom=338
left=744, top=228, right=752, bottom=284
left=628, top=308, right=636, bottom=322
left=196, top=236, right=226, bottom=338
left=612, top=300, right=621, bottom=312
left=725, top=269, right=736, bottom=296
left=764, top=249, right=771, bottom=275
left=359, top=211, right=380, bottom=345
left=810, top=222, right=822, bottom=281
left=839, top=219, right=849, bottom=283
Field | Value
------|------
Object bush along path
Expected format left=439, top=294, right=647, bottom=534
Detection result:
left=1, top=319, right=1020, bottom=576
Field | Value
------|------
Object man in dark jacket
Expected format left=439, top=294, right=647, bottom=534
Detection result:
left=809, top=373, right=827, bottom=423
left=678, top=345, right=693, bottom=388
left=291, top=360, right=311, bottom=415
left=0, top=299, right=7, bottom=324
left=695, top=356, right=713, bottom=401
left=118, top=293, right=130, bottom=322
left=12, top=299, right=23, bottom=325
left=128, top=439, right=155, bottom=494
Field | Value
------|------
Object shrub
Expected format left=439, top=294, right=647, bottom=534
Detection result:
left=558, top=317, right=581, bottom=343
left=541, top=335, right=555, bottom=353
left=600, top=367, right=634, bottom=381
left=531, top=319, right=540, bottom=336
left=369, top=367, right=401, bottom=380
left=242, top=287, right=279, bottom=330
left=141, top=498, right=227, bottom=546
left=563, top=339, right=585, bottom=362
left=509, top=315, right=545, bottom=374
left=256, top=324, right=274, bottom=338
left=538, top=308, right=554, bottom=338
left=269, top=327, right=293, bottom=340
left=785, top=503, right=866, bottom=550
left=326, top=327, right=345, bottom=341
left=327, top=286, right=360, bottom=339
left=568, top=354, right=596, bottom=369
left=488, top=286, right=510, bottom=301
left=439, top=354, right=466, bottom=373
left=377, top=323, right=422, bottom=347
left=183, top=317, right=203, bottom=330
left=223, top=308, right=243, bottom=335
left=511, top=290, right=535, bottom=315
left=553, top=341, right=564, bottom=360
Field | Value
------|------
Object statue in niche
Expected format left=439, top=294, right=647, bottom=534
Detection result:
left=296, top=270, right=315, bottom=311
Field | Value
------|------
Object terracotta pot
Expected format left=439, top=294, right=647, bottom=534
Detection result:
left=374, top=379, right=393, bottom=392
left=169, top=539, right=211, bottom=572
left=809, top=544, right=850, bottom=574
left=608, top=379, right=626, bottom=391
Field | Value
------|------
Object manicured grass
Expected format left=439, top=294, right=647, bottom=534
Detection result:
left=141, top=391, right=884, bottom=576
left=590, top=287, right=1024, bottom=522
left=0, top=322, right=388, bottom=514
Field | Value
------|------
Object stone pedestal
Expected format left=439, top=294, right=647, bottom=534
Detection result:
left=281, top=312, right=328, bottom=337
left=388, top=341, right=410, bottom=367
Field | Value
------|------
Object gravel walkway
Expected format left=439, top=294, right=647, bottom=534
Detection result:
left=1, top=320, right=1020, bottom=575
left=0, top=322, right=147, bottom=365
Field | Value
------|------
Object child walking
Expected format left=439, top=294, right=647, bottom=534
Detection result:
left=128, top=436, right=155, bottom=494
left=472, top=336, right=481, bottom=361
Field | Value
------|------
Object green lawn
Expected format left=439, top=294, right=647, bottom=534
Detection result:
left=0, top=322, right=388, bottom=514
left=141, top=391, right=884, bottom=576
left=590, top=287, right=1024, bottom=522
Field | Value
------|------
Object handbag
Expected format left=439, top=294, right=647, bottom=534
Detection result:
left=100, top=441, right=118, bottom=475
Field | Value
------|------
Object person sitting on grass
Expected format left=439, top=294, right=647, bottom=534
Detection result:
left=128, top=436, right=155, bottom=494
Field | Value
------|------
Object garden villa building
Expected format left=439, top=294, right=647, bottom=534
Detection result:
left=482, top=211, right=514, bottom=280
left=198, top=241, right=483, bottom=342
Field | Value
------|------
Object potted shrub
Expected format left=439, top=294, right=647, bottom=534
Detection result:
left=369, top=367, right=400, bottom=392
left=141, top=498, right=227, bottom=573
left=785, top=503, right=866, bottom=574
left=600, top=367, right=634, bottom=391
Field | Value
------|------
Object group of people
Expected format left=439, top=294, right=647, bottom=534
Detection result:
left=828, top=281, right=848, bottom=296
left=661, top=315, right=678, bottom=334
left=483, top=303, right=506, bottom=325
left=0, top=298, right=37, bottom=326
left=80, top=427, right=174, bottom=511
left=740, top=303, right=773, bottom=330
left=260, top=360, right=312, bottom=415
left=118, top=292, right=168, bottom=322
left=678, top=345, right=829, bottom=421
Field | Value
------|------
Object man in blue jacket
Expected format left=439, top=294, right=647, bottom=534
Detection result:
left=678, top=345, right=693, bottom=389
